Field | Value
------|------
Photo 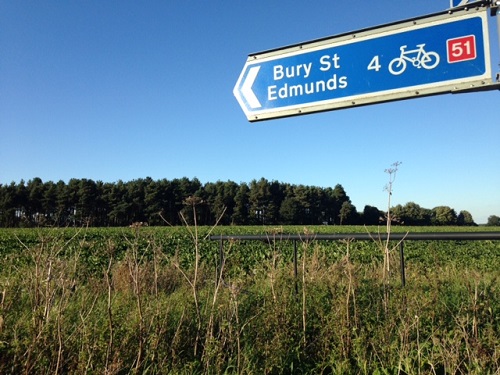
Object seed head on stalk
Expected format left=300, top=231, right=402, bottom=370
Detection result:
left=381, top=161, right=402, bottom=285
left=384, top=161, right=402, bottom=233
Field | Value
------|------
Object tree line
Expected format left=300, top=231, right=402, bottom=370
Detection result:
left=0, top=177, right=486, bottom=228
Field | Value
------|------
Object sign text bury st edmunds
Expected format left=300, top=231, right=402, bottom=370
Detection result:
left=233, top=8, right=492, bottom=122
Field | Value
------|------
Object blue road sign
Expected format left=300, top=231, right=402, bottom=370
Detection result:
left=451, top=0, right=472, bottom=7
left=450, top=0, right=485, bottom=8
left=234, top=8, right=492, bottom=121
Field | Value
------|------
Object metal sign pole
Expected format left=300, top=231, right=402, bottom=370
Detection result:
left=497, top=5, right=500, bottom=81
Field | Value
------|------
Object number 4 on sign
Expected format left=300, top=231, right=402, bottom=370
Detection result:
left=368, top=55, right=381, bottom=72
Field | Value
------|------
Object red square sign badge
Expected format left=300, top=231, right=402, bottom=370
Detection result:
left=447, top=35, right=477, bottom=63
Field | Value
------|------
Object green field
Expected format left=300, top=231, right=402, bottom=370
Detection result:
left=0, top=226, right=499, bottom=374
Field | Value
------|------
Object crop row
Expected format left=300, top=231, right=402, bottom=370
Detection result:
left=1, top=225, right=499, bottom=276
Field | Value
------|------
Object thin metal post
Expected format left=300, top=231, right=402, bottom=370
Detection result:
left=218, top=239, right=224, bottom=285
left=294, top=240, right=298, bottom=295
left=399, top=241, right=406, bottom=287
left=496, top=5, right=500, bottom=82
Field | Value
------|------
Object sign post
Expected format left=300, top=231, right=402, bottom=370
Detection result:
left=234, top=8, right=493, bottom=122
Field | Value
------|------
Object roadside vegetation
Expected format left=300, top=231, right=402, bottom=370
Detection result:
left=0, top=224, right=499, bottom=374
left=2, top=164, right=499, bottom=373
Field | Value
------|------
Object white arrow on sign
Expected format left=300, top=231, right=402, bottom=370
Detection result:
left=239, top=66, right=261, bottom=109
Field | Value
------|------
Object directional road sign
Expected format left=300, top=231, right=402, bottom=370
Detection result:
left=233, top=8, right=493, bottom=121
left=450, top=0, right=478, bottom=7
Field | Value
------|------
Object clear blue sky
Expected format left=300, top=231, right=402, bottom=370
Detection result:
left=1, top=1, right=499, bottom=223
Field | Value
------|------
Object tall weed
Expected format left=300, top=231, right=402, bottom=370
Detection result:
left=0, top=227, right=498, bottom=374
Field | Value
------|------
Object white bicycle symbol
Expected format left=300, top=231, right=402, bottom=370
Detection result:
left=389, top=43, right=440, bottom=75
